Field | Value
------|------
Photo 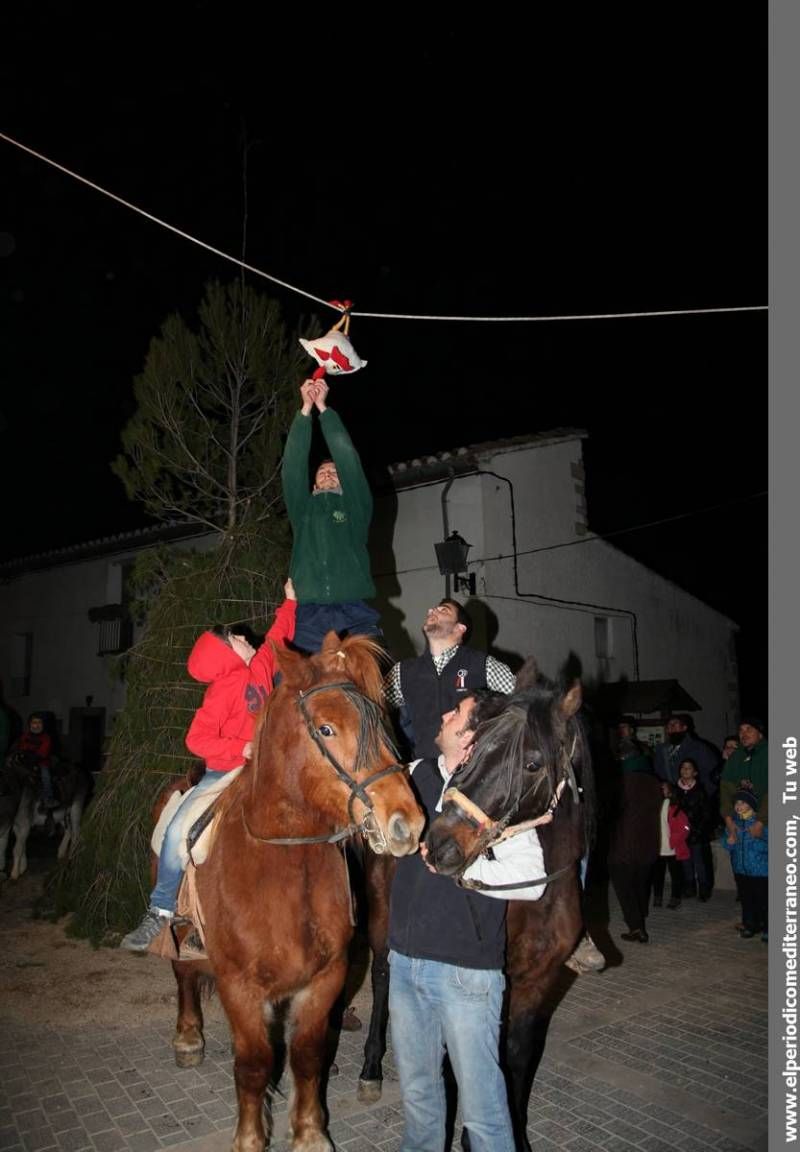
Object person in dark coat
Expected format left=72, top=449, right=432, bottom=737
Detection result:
left=675, top=758, right=715, bottom=899
left=608, top=741, right=663, bottom=943
left=654, top=714, right=719, bottom=796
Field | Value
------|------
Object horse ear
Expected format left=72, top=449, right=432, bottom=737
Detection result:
left=560, top=679, right=582, bottom=718
left=515, top=657, right=539, bottom=693
left=273, top=642, right=313, bottom=690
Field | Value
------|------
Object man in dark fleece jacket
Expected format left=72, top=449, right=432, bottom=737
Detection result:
left=281, top=378, right=381, bottom=653
left=388, top=694, right=515, bottom=1152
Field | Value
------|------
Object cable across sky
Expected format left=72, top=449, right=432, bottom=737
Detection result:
left=1, top=131, right=767, bottom=325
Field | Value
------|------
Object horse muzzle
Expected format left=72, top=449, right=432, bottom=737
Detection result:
left=363, top=807, right=423, bottom=857
left=424, top=820, right=468, bottom=876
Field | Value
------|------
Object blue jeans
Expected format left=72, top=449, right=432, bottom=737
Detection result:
left=150, top=769, right=228, bottom=913
left=292, top=600, right=382, bottom=654
left=388, top=950, right=514, bottom=1152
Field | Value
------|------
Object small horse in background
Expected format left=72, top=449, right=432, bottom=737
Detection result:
left=0, top=752, right=92, bottom=880
left=358, top=660, right=593, bottom=1152
left=168, top=633, right=424, bottom=1152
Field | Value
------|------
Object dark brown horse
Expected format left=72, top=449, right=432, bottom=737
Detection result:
left=358, top=661, right=593, bottom=1152
left=167, top=633, right=425, bottom=1152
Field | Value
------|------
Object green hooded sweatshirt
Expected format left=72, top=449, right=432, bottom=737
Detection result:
left=720, top=738, right=768, bottom=824
left=281, top=408, right=375, bottom=605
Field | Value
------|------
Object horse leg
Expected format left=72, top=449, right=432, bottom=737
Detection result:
left=171, top=961, right=207, bottom=1068
left=357, top=944, right=389, bottom=1103
left=504, top=1001, right=551, bottom=1152
left=11, top=788, right=34, bottom=880
left=358, top=851, right=394, bottom=1103
left=0, top=811, right=12, bottom=877
left=504, top=898, right=581, bottom=1151
left=217, top=979, right=274, bottom=1152
left=59, top=790, right=86, bottom=860
left=287, top=962, right=347, bottom=1152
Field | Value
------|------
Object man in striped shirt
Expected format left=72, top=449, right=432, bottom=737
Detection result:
left=384, top=598, right=515, bottom=759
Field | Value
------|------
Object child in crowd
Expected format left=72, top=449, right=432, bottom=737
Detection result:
left=652, top=781, right=686, bottom=909
left=676, top=757, right=714, bottom=900
left=720, top=787, right=768, bottom=940
left=11, top=713, right=57, bottom=808
left=120, top=581, right=297, bottom=952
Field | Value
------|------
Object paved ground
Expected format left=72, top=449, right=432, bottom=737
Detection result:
left=0, top=885, right=768, bottom=1152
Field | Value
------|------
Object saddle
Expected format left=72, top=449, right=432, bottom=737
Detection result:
left=147, top=767, right=243, bottom=962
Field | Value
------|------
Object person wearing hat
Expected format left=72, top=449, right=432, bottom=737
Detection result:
left=654, top=713, right=719, bottom=796
left=720, top=787, right=768, bottom=940
left=720, top=717, right=768, bottom=836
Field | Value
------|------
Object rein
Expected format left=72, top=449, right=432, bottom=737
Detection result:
left=242, top=680, right=405, bottom=849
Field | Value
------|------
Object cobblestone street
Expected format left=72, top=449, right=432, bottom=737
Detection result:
left=0, top=878, right=768, bottom=1152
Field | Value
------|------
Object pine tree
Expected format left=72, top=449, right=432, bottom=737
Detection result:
left=50, top=282, right=313, bottom=942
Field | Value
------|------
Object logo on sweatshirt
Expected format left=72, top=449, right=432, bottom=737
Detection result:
left=333, top=510, right=347, bottom=523
left=455, top=668, right=468, bottom=691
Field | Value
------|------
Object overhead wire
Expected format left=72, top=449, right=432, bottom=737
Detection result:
left=1, top=132, right=767, bottom=325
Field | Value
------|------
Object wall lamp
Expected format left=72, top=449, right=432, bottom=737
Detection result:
left=434, top=531, right=476, bottom=596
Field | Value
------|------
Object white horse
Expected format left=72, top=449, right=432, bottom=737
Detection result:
left=0, top=755, right=91, bottom=880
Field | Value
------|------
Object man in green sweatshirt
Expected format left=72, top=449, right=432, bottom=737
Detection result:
left=281, top=378, right=381, bottom=653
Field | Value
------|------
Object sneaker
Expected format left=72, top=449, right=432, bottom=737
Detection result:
left=666, top=898, right=681, bottom=909
left=119, top=908, right=172, bottom=953
left=565, top=933, right=606, bottom=974
left=739, top=928, right=755, bottom=940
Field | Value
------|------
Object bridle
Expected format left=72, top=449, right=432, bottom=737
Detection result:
left=242, top=681, right=406, bottom=850
left=442, top=731, right=581, bottom=891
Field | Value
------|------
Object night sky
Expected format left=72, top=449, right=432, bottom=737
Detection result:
left=1, top=10, right=766, bottom=712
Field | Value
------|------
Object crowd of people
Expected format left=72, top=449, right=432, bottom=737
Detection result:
left=607, top=711, right=769, bottom=945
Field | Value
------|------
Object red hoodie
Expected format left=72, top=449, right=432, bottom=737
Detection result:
left=185, top=599, right=296, bottom=772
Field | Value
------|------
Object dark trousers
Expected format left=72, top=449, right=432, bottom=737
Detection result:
left=681, top=843, right=711, bottom=895
left=737, top=873, right=768, bottom=932
left=292, top=600, right=382, bottom=654
left=652, top=855, right=683, bottom=903
left=609, top=858, right=653, bottom=932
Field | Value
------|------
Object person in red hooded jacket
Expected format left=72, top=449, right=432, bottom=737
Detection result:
left=120, top=580, right=297, bottom=952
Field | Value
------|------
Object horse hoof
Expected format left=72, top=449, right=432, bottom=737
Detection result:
left=173, top=1028, right=204, bottom=1068
left=357, top=1078, right=383, bottom=1105
left=174, top=1045, right=204, bottom=1068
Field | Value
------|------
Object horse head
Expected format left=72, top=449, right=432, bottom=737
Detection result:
left=251, top=631, right=424, bottom=857
left=425, top=657, right=587, bottom=878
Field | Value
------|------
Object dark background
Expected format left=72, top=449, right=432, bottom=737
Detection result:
left=0, top=10, right=766, bottom=716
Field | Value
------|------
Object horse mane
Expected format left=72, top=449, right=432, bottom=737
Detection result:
left=314, top=633, right=387, bottom=707
left=456, top=671, right=596, bottom=841
left=252, top=633, right=395, bottom=776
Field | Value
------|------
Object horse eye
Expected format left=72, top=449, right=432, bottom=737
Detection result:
left=527, top=751, right=545, bottom=769
left=318, top=724, right=335, bottom=738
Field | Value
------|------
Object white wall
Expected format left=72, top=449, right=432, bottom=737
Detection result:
left=0, top=532, right=219, bottom=741
left=373, top=437, right=737, bottom=744
left=0, top=557, right=127, bottom=731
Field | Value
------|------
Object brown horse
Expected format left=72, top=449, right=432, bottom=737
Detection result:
left=167, top=632, right=424, bottom=1152
left=359, top=661, right=593, bottom=1152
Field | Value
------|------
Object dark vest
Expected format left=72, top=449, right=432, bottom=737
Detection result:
left=388, top=758, right=507, bottom=970
left=399, top=647, right=488, bottom=759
